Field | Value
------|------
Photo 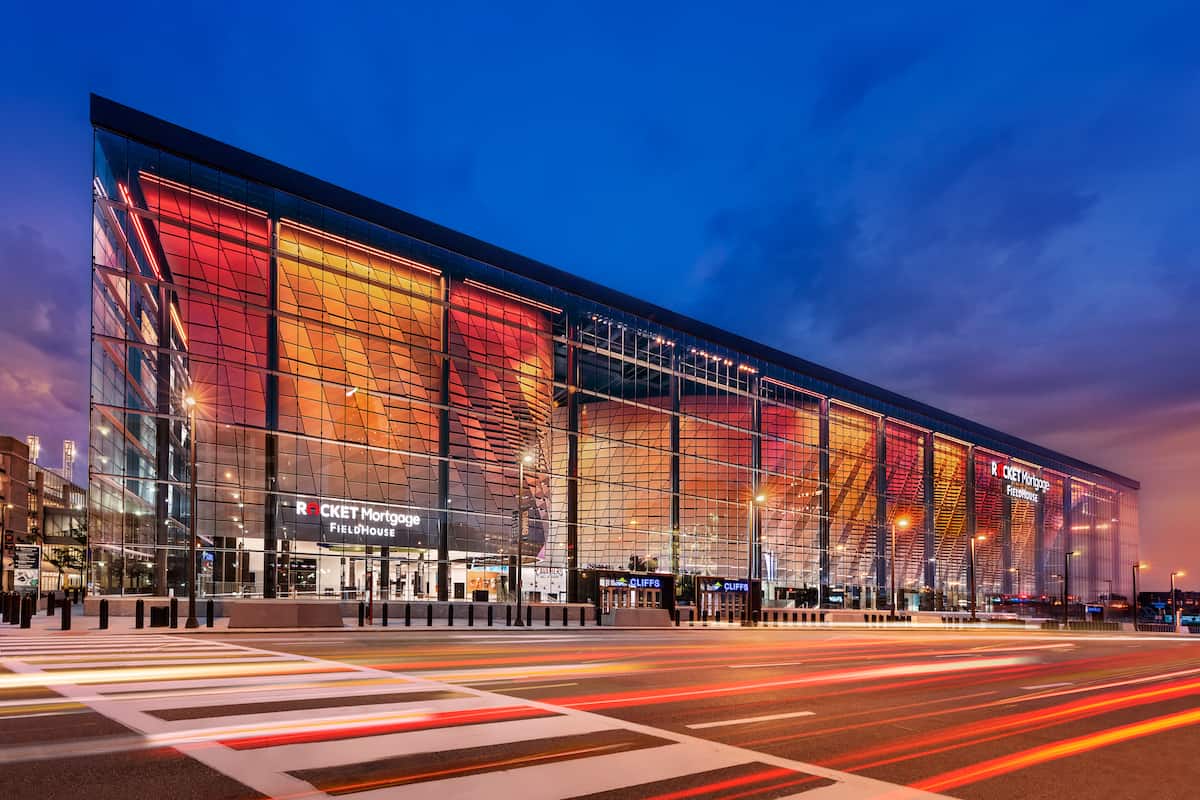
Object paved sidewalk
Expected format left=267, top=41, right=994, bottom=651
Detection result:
left=0, top=604, right=601, bottom=636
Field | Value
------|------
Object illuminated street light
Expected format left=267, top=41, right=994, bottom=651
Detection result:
left=968, top=534, right=987, bottom=621
left=184, top=393, right=199, bottom=629
left=891, top=515, right=911, bottom=618
left=514, top=452, right=535, bottom=627
left=1170, top=570, right=1186, bottom=633
left=1062, top=550, right=1080, bottom=627
left=748, top=492, right=766, bottom=585
left=1131, top=562, right=1148, bottom=627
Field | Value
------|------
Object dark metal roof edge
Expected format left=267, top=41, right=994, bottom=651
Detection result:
left=89, top=94, right=1140, bottom=491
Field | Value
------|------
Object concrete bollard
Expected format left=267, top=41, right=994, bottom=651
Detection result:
left=61, top=600, right=71, bottom=631
left=169, top=597, right=178, bottom=629
left=135, top=598, right=145, bottom=629
left=206, top=598, right=214, bottom=628
left=382, top=602, right=389, bottom=627
left=99, top=598, right=109, bottom=630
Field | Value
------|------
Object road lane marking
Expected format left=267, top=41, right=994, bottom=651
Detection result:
left=491, top=682, right=579, bottom=692
left=687, top=710, right=816, bottom=729
left=1020, top=682, right=1074, bottom=690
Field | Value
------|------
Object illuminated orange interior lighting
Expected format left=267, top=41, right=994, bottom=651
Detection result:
left=278, top=217, right=442, bottom=276
left=759, top=376, right=823, bottom=400
left=137, top=171, right=269, bottom=218
left=169, top=302, right=189, bottom=348
left=461, top=278, right=562, bottom=314
left=118, top=182, right=163, bottom=281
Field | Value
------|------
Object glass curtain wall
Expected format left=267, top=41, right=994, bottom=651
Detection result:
left=88, top=126, right=1139, bottom=606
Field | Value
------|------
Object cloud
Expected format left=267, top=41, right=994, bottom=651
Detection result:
left=811, top=30, right=934, bottom=127
left=0, top=225, right=89, bottom=461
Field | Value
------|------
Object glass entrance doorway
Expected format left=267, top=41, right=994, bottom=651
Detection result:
left=699, top=578, right=756, bottom=622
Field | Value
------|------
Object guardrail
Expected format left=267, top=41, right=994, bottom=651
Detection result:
left=1040, top=620, right=1121, bottom=632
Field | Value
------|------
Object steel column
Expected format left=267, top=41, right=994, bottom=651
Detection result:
left=437, top=278, right=451, bottom=602
left=875, top=417, right=888, bottom=599
left=818, top=398, right=831, bottom=595
left=566, top=324, right=581, bottom=602
left=923, top=432, right=936, bottom=593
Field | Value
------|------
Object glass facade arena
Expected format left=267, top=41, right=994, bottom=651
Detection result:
left=88, top=96, right=1140, bottom=609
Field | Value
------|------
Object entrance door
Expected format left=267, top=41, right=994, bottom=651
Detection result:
left=701, top=589, right=747, bottom=622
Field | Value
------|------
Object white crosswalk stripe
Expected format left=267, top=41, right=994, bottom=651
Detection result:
left=0, top=630, right=949, bottom=799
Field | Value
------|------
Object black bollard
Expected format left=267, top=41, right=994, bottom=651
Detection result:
left=426, top=603, right=433, bottom=627
left=61, top=600, right=71, bottom=631
left=47, top=592, right=56, bottom=617
left=595, top=605, right=602, bottom=626
left=358, top=601, right=365, bottom=627
left=405, top=602, right=411, bottom=627
left=488, top=605, right=494, bottom=626
left=169, top=597, right=179, bottom=628
left=382, top=602, right=389, bottom=627
left=135, top=598, right=145, bottom=629
left=468, top=604, right=474, bottom=626
left=11, top=593, right=20, bottom=625
left=563, top=607, right=568, bottom=627
left=580, top=606, right=585, bottom=626
left=99, top=598, right=109, bottom=629
left=448, top=604, right=454, bottom=627
left=506, top=605, right=512, bottom=626
left=1, top=592, right=7, bottom=623
left=206, top=598, right=214, bottom=628
left=545, top=607, right=550, bottom=627
left=21, top=595, right=33, bottom=628
left=674, top=608, right=680, bottom=626
left=526, top=606, right=532, bottom=627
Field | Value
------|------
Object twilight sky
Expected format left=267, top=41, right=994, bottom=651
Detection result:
left=1, top=3, right=1196, bottom=587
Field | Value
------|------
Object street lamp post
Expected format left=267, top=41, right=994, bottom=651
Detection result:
left=1131, top=562, right=1147, bottom=627
left=1170, top=570, right=1185, bottom=633
left=748, top=492, right=765, bottom=580
left=1062, top=550, right=1080, bottom=628
left=184, top=394, right=199, bottom=629
left=1, top=501, right=11, bottom=592
left=891, top=516, right=910, bottom=618
left=968, top=534, right=986, bottom=621
left=514, top=453, right=534, bottom=627
left=1008, top=566, right=1021, bottom=595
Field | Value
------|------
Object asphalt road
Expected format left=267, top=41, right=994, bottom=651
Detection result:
left=2, top=624, right=1197, bottom=799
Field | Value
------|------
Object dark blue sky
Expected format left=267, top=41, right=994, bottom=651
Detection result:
left=2, top=2, right=1196, bottom=582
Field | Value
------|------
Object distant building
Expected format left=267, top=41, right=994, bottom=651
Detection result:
left=0, top=434, right=87, bottom=591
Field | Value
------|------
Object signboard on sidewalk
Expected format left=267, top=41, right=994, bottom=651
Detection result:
left=13, top=544, right=40, bottom=593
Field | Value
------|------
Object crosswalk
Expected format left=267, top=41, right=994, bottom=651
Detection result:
left=0, top=632, right=949, bottom=799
